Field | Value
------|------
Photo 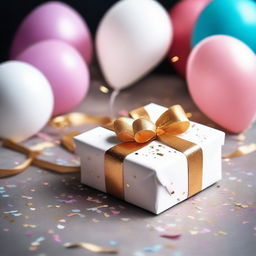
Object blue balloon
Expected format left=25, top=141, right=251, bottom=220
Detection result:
left=192, top=0, right=256, bottom=52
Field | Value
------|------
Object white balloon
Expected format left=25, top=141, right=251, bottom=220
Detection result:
left=0, top=61, right=54, bottom=142
left=96, top=0, right=172, bottom=90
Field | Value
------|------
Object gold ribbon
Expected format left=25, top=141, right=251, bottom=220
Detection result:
left=0, top=113, right=111, bottom=178
left=105, top=105, right=203, bottom=199
left=0, top=139, right=80, bottom=178
left=50, top=113, right=111, bottom=129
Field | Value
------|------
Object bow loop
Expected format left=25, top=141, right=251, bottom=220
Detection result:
left=114, top=117, right=134, bottom=142
left=133, top=118, right=156, bottom=143
left=156, top=105, right=190, bottom=136
left=113, top=105, right=190, bottom=143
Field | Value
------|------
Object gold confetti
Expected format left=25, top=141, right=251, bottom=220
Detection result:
left=236, top=134, right=246, bottom=141
left=97, top=205, right=109, bottom=209
left=218, top=231, right=227, bottom=235
left=189, top=230, right=198, bottom=235
left=121, top=218, right=130, bottom=222
left=222, top=143, right=256, bottom=158
left=171, top=56, right=179, bottom=62
left=187, top=215, right=195, bottom=219
left=64, top=242, right=118, bottom=254
left=99, top=85, right=109, bottom=94
left=67, top=213, right=78, bottom=217
left=23, top=224, right=37, bottom=228
left=126, top=184, right=130, bottom=188
left=235, top=203, right=249, bottom=209
left=104, top=213, right=110, bottom=218
left=195, top=206, right=202, bottom=210
left=92, top=218, right=99, bottom=223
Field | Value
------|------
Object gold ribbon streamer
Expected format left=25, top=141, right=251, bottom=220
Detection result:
left=1, top=112, right=112, bottom=178
left=50, top=113, right=111, bottom=129
left=0, top=139, right=80, bottom=178
left=104, top=105, right=203, bottom=199
left=222, top=143, right=256, bottom=159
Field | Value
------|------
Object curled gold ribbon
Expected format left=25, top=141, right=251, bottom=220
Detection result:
left=105, top=105, right=203, bottom=199
left=1, top=112, right=112, bottom=178
left=50, top=113, right=111, bottom=129
left=0, top=139, right=80, bottom=178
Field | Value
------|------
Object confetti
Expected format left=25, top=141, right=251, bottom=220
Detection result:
left=235, top=203, right=249, bottom=209
left=171, top=56, right=179, bottom=63
left=218, top=231, right=228, bottom=235
left=99, top=85, right=109, bottom=94
left=64, top=242, right=118, bottom=254
left=160, top=234, right=181, bottom=239
left=71, top=209, right=81, bottom=213
left=57, top=224, right=65, bottom=230
left=143, top=244, right=163, bottom=252
left=189, top=230, right=198, bottom=235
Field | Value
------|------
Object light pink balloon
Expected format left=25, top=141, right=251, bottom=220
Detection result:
left=16, top=40, right=90, bottom=116
left=10, top=1, right=92, bottom=63
left=187, top=35, right=256, bottom=133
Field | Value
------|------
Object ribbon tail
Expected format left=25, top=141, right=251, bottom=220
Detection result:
left=2, top=139, right=80, bottom=175
left=33, top=158, right=80, bottom=173
left=0, top=151, right=39, bottom=178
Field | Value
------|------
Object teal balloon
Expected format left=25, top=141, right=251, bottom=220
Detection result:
left=192, top=0, right=256, bottom=52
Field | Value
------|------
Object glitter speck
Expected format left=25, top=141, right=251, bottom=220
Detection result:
left=99, top=85, right=109, bottom=94
left=171, top=56, right=179, bottom=62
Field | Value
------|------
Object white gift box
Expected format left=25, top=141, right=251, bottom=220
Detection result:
left=74, top=103, right=225, bottom=214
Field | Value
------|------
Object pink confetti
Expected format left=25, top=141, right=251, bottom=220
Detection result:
left=53, top=234, right=61, bottom=242
left=160, top=234, right=181, bottom=239
left=111, top=210, right=120, bottom=215
left=200, top=228, right=211, bottom=234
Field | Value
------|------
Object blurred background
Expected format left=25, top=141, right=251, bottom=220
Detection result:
left=0, top=0, right=178, bottom=65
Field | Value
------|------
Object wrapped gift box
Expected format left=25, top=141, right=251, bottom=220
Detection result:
left=74, top=103, right=225, bottom=214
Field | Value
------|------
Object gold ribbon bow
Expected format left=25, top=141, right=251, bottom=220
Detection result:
left=114, top=105, right=190, bottom=143
left=104, top=105, right=203, bottom=199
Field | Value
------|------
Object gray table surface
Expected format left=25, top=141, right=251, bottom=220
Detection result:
left=0, top=69, right=255, bottom=256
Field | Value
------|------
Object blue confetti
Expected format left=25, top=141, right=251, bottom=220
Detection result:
left=109, top=240, right=118, bottom=246
left=143, top=244, right=163, bottom=252
left=35, top=237, right=45, bottom=243
left=133, top=252, right=145, bottom=256
left=72, top=209, right=81, bottom=213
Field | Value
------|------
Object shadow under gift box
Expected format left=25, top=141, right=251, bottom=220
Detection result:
left=74, top=103, right=225, bottom=214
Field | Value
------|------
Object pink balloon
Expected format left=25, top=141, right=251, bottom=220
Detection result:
left=169, top=0, right=211, bottom=77
left=187, top=35, right=256, bottom=133
left=16, top=40, right=90, bottom=116
left=10, top=1, right=92, bottom=63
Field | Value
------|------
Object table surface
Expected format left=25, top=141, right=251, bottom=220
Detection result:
left=0, top=69, right=255, bottom=256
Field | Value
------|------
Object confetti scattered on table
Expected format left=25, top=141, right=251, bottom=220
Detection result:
left=0, top=107, right=255, bottom=256
left=64, top=242, right=118, bottom=254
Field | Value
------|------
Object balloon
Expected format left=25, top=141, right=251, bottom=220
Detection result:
left=0, top=61, right=53, bottom=142
left=96, top=0, right=172, bottom=90
left=192, top=0, right=256, bottom=53
left=187, top=35, right=256, bottom=133
left=10, top=1, right=92, bottom=63
left=169, top=0, right=211, bottom=76
left=16, top=40, right=90, bottom=116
